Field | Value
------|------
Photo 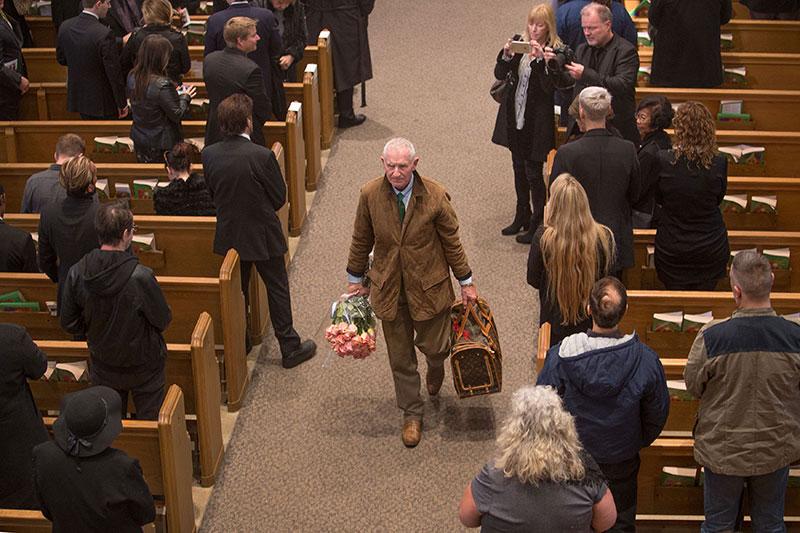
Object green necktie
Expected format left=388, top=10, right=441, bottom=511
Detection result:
left=397, top=192, right=405, bottom=223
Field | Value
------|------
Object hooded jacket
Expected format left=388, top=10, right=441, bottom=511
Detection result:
left=60, top=250, right=171, bottom=372
left=537, top=331, right=669, bottom=464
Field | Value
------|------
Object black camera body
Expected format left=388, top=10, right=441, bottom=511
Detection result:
left=547, top=45, right=576, bottom=71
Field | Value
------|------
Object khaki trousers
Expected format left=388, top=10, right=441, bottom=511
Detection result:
left=381, top=291, right=451, bottom=421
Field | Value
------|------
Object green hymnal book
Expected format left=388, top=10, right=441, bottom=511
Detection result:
left=132, top=179, right=159, bottom=199
left=46, top=301, right=57, bottom=317
left=720, top=194, right=748, bottom=213
left=652, top=311, right=683, bottom=332
left=720, top=99, right=743, bottom=115
left=629, top=0, right=650, bottom=16
left=132, top=233, right=157, bottom=253
left=718, top=144, right=765, bottom=165
left=750, top=195, right=777, bottom=214
left=683, top=311, right=713, bottom=333
left=717, top=112, right=751, bottom=122
left=184, top=21, right=206, bottom=45
left=95, top=179, right=109, bottom=200
left=637, top=65, right=651, bottom=83
left=667, top=380, right=695, bottom=401
left=0, top=301, right=40, bottom=312
left=637, top=31, right=651, bottom=47
left=764, top=248, right=790, bottom=270
left=0, top=290, right=24, bottom=303
left=30, top=0, right=51, bottom=16
left=186, top=137, right=205, bottom=151
left=43, top=360, right=58, bottom=381
left=94, top=136, right=134, bottom=154
left=114, top=183, right=131, bottom=199
left=720, top=33, right=734, bottom=50
left=54, top=361, right=89, bottom=382
left=723, top=66, right=747, bottom=85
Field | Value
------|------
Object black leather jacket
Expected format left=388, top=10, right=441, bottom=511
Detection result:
left=60, top=249, right=172, bottom=372
left=128, top=75, right=191, bottom=156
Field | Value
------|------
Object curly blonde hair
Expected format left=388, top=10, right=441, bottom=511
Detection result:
left=672, top=101, right=717, bottom=170
left=540, top=174, right=615, bottom=325
left=495, top=386, right=586, bottom=485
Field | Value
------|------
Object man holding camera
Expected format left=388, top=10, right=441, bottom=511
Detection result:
left=547, top=2, right=639, bottom=144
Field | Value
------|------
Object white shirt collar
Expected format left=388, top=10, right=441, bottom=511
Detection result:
left=239, top=133, right=251, bottom=141
left=82, top=9, right=100, bottom=19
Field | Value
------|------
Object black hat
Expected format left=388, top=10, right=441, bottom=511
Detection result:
left=53, top=386, right=123, bottom=458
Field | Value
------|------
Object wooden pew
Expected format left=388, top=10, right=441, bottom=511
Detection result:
left=638, top=49, right=800, bottom=90
left=29, top=312, right=223, bottom=487
left=296, top=30, right=335, bottom=149
left=0, top=115, right=307, bottom=233
left=0, top=385, right=195, bottom=532
left=633, top=18, right=800, bottom=53
left=636, top=87, right=800, bottom=132
left=628, top=229, right=800, bottom=292
left=0, top=248, right=249, bottom=411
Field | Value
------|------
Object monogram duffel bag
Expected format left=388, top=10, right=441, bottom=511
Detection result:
left=450, top=298, right=502, bottom=399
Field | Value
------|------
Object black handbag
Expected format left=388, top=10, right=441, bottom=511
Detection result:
left=490, top=71, right=514, bottom=104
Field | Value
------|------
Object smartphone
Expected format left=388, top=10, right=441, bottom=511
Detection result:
left=510, top=40, right=532, bottom=55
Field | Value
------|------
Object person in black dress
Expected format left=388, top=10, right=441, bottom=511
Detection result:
left=632, top=95, right=673, bottom=228
left=492, top=3, right=571, bottom=244
left=528, top=174, right=615, bottom=347
left=128, top=34, right=195, bottom=163
left=0, top=324, right=49, bottom=509
left=154, top=142, right=215, bottom=215
left=655, top=101, right=729, bottom=290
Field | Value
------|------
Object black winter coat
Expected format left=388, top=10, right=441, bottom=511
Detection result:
left=304, top=0, right=373, bottom=92
left=649, top=0, right=732, bottom=88
left=267, top=1, right=308, bottom=82
left=0, top=9, right=26, bottom=117
left=121, top=24, right=191, bottom=84
left=202, top=135, right=288, bottom=261
left=0, top=220, right=38, bottom=273
left=491, top=48, right=570, bottom=162
left=633, top=129, right=672, bottom=216
left=0, top=324, right=49, bottom=509
left=128, top=75, right=191, bottom=158
left=33, top=442, right=155, bottom=533
left=60, top=250, right=171, bottom=375
left=549, top=128, right=641, bottom=269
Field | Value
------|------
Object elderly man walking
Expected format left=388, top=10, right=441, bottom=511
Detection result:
left=346, top=137, right=477, bottom=448
left=685, top=250, right=800, bottom=533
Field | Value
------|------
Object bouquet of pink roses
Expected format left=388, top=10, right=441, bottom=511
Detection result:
left=324, top=294, right=377, bottom=359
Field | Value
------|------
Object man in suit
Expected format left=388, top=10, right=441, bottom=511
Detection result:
left=550, top=2, right=639, bottom=144
left=549, top=86, right=641, bottom=274
left=204, top=16, right=272, bottom=147
left=0, top=0, right=28, bottom=120
left=204, top=0, right=284, bottom=119
left=346, top=137, right=478, bottom=448
left=202, top=93, right=316, bottom=369
left=0, top=184, right=38, bottom=273
left=56, top=0, right=128, bottom=120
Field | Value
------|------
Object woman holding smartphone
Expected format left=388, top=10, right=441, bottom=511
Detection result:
left=492, top=3, right=570, bottom=244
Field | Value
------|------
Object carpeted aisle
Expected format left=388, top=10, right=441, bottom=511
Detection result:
left=199, top=1, right=543, bottom=530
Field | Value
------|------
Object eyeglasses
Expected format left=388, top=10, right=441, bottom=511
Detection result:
left=635, top=112, right=651, bottom=122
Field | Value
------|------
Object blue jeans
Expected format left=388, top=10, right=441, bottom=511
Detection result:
left=702, top=466, right=789, bottom=533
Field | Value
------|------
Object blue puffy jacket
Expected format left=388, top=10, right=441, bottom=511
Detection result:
left=537, top=331, right=669, bottom=464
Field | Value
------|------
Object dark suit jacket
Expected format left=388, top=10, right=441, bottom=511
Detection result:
left=550, top=128, right=641, bottom=269
left=203, top=47, right=271, bottom=146
left=569, top=34, right=640, bottom=144
left=201, top=135, right=287, bottom=261
left=204, top=2, right=282, bottom=116
left=0, top=219, right=38, bottom=273
left=0, top=12, right=26, bottom=113
left=33, top=442, right=155, bottom=532
left=56, top=12, right=126, bottom=117
left=52, top=0, right=83, bottom=29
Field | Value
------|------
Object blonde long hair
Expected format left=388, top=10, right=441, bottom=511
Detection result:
left=540, top=174, right=615, bottom=325
left=495, top=386, right=586, bottom=485
left=523, top=3, right=563, bottom=48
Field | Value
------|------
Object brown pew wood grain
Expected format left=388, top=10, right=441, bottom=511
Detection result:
left=296, top=30, right=334, bottom=149
left=29, top=312, right=223, bottom=487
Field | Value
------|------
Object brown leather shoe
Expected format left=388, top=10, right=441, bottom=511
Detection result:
left=402, top=419, right=422, bottom=448
left=426, top=365, right=445, bottom=396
